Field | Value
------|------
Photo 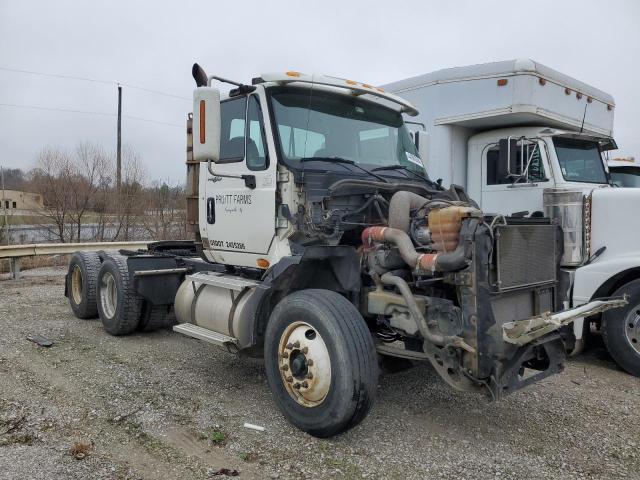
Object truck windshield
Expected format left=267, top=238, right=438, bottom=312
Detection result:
left=553, top=137, right=607, bottom=184
left=269, top=88, right=424, bottom=174
left=610, top=167, right=640, bottom=188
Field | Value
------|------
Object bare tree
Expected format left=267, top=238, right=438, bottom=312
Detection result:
left=111, top=146, right=146, bottom=240
left=67, top=143, right=108, bottom=242
left=31, top=148, right=74, bottom=242
left=141, top=181, right=186, bottom=240
left=31, top=144, right=109, bottom=242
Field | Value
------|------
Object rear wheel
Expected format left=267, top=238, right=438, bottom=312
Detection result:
left=67, top=251, right=101, bottom=319
left=97, top=255, right=142, bottom=335
left=603, top=279, right=640, bottom=377
left=264, top=289, right=378, bottom=438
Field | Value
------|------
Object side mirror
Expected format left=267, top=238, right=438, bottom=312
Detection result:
left=498, top=138, right=518, bottom=179
left=192, top=87, right=221, bottom=163
left=415, top=131, right=428, bottom=167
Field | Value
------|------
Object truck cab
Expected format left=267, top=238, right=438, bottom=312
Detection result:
left=467, top=126, right=613, bottom=215
left=608, top=157, right=640, bottom=188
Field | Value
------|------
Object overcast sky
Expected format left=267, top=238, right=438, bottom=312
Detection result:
left=1, top=0, right=639, bottom=183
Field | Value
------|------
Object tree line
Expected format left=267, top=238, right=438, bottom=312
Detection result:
left=2, top=142, right=186, bottom=243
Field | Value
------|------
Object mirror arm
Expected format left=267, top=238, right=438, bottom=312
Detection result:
left=207, top=160, right=256, bottom=189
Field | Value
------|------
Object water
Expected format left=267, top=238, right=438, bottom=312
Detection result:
left=4, top=223, right=148, bottom=244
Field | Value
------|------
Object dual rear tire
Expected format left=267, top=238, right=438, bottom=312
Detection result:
left=67, top=252, right=168, bottom=335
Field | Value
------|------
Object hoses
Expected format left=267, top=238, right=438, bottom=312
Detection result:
left=388, top=191, right=429, bottom=232
left=361, top=226, right=469, bottom=273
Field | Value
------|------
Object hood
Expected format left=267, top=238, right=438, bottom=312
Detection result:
left=590, top=188, right=640, bottom=261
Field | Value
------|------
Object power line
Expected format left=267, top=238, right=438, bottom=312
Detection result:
left=0, top=102, right=184, bottom=128
left=0, top=66, right=191, bottom=101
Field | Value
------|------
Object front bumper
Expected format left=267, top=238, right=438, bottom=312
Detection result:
left=502, top=297, right=628, bottom=346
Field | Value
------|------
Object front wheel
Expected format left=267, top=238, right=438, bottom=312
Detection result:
left=602, top=279, right=640, bottom=377
left=264, top=290, right=378, bottom=438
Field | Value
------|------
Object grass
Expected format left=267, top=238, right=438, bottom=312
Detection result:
left=240, top=451, right=258, bottom=462
left=210, top=429, right=226, bottom=445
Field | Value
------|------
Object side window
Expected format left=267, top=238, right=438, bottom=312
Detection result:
left=486, top=142, right=546, bottom=185
left=220, top=97, right=246, bottom=161
left=246, top=96, right=268, bottom=170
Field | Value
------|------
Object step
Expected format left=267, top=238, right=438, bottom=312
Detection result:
left=173, top=323, right=238, bottom=346
left=186, top=271, right=261, bottom=291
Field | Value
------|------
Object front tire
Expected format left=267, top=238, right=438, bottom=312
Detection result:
left=602, top=279, right=640, bottom=377
left=264, top=290, right=378, bottom=438
left=97, top=255, right=142, bottom=336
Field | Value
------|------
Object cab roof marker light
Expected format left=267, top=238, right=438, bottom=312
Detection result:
left=565, top=88, right=572, bottom=95
left=576, top=92, right=583, bottom=100
left=497, top=79, right=508, bottom=86
left=286, top=71, right=301, bottom=77
left=345, top=79, right=357, bottom=85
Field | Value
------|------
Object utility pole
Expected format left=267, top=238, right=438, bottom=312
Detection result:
left=116, top=84, right=122, bottom=192
left=1, top=165, right=8, bottom=246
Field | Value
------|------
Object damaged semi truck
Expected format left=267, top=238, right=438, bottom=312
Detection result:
left=65, top=64, right=624, bottom=437
left=384, top=59, right=640, bottom=376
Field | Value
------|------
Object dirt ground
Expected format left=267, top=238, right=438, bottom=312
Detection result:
left=0, top=268, right=639, bottom=480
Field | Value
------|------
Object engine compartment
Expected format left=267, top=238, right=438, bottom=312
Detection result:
left=285, top=176, right=568, bottom=399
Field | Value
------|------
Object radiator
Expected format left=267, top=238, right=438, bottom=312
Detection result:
left=494, top=224, right=557, bottom=291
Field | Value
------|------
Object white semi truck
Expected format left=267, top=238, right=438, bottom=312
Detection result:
left=384, top=59, right=640, bottom=376
left=65, top=64, right=624, bottom=437
left=609, top=157, right=640, bottom=188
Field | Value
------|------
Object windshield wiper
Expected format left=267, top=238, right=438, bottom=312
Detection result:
left=371, top=164, right=429, bottom=182
left=300, top=157, right=389, bottom=183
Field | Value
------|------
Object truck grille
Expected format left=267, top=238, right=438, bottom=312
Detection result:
left=494, top=224, right=557, bottom=291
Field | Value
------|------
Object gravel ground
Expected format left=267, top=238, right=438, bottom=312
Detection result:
left=0, top=267, right=639, bottom=480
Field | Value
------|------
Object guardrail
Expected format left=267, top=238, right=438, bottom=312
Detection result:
left=0, top=241, right=152, bottom=279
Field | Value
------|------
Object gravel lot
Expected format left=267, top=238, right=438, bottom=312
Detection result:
left=1, top=267, right=639, bottom=479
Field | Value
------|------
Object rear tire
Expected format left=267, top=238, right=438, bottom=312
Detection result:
left=97, top=255, right=142, bottom=336
left=67, top=251, right=101, bottom=319
left=264, top=289, right=378, bottom=438
left=602, top=279, right=640, bottom=377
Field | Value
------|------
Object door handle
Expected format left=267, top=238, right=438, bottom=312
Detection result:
left=207, top=197, right=215, bottom=224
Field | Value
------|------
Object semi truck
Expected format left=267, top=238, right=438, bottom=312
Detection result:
left=383, top=59, right=640, bottom=376
left=608, top=157, right=640, bottom=188
left=65, top=64, right=624, bottom=437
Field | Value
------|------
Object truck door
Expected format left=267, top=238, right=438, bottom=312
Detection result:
left=480, top=139, right=553, bottom=215
left=201, top=94, right=276, bottom=259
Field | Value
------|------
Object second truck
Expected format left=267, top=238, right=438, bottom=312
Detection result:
left=384, top=59, right=640, bottom=377
left=65, top=64, right=624, bottom=437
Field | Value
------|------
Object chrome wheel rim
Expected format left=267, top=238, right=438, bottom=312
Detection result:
left=71, top=265, right=83, bottom=305
left=625, top=305, right=640, bottom=353
left=277, top=321, right=331, bottom=407
left=100, top=272, right=118, bottom=319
